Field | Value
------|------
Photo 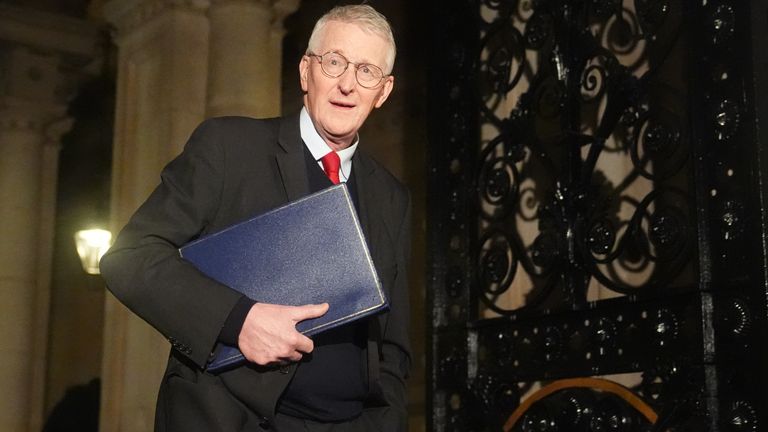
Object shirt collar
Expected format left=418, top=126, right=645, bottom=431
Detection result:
left=299, top=107, right=358, bottom=182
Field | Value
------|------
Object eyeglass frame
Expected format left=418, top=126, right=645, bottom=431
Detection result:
left=306, top=51, right=389, bottom=89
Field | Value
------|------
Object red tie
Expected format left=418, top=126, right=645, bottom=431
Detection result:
left=320, top=151, right=341, bottom=184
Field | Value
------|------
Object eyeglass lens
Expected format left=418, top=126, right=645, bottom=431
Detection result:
left=319, top=53, right=383, bottom=88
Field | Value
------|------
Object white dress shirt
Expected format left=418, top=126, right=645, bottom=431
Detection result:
left=299, top=107, right=358, bottom=183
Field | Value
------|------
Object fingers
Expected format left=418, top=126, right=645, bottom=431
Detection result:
left=238, top=302, right=324, bottom=366
left=294, top=333, right=314, bottom=354
left=292, top=302, right=330, bottom=321
left=282, top=349, right=304, bottom=363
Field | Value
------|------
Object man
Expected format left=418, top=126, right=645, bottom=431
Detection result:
left=100, top=5, right=411, bottom=432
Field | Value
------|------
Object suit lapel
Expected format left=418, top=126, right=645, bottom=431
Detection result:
left=275, top=115, right=311, bottom=201
left=352, top=152, right=385, bottom=264
left=353, top=152, right=393, bottom=339
left=353, top=156, right=373, bottom=243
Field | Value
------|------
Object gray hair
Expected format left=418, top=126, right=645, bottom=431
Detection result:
left=307, top=5, right=396, bottom=75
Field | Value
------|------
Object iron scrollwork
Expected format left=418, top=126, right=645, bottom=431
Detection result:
left=475, top=0, right=695, bottom=314
left=429, top=0, right=768, bottom=430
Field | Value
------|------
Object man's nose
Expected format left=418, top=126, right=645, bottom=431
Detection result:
left=337, top=67, right=357, bottom=94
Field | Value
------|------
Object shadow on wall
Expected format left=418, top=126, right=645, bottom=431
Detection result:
left=42, top=378, right=100, bottom=432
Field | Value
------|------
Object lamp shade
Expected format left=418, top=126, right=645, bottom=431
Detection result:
left=74, top=229, right=112, bottom=275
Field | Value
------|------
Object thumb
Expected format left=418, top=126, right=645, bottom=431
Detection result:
left=293, top=303, right=329, bottom=321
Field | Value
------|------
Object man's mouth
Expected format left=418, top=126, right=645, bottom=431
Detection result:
left=330, top=100, right=355, bottom=109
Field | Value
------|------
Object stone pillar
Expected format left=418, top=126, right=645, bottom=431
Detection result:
left=206, top=0, right=299, bottom=117
left=101, top=0, right=298, bottom=429
left=0, top=98, right=62, bottom=432
left=30, top=117, right=73, bottom=432
left=0, top=4, right=99, bottom=430
left=100, top=1, right=211, bottom=431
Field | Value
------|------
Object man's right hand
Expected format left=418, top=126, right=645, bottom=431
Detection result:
left=237, top=302, right=329, bottom=366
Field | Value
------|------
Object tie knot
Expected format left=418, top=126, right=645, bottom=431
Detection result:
left=320, top=151, right=341, bottom=184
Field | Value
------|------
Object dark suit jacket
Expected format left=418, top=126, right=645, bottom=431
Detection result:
left=100, top=114, right=412, bottom=431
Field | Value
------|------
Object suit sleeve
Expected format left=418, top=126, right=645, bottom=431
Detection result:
left=377, top=190, right=412, bottom=431
left=99, top=119, right=244, bottom=368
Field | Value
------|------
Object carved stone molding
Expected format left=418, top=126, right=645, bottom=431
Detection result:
left=209, top=0, right=270, bottom=5
left=207, top=0, right=299, bottom=34
left=104, top=0, right=211, bottom=37
left=0, top=6, right=103, bottom=114
left=0, top=3, right=101, bottom=59
left=44, top=117, right=75, bottom=148
left=271, top=0, right=300, bottom=36
left=0, top=97, right=67, bottom=133
left=0, top=10, right=102, bottom=127
left=2, top=46, right=70, bottom=104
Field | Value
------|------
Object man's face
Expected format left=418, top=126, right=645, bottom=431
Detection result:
left=300, top=21, right=394, bottom=150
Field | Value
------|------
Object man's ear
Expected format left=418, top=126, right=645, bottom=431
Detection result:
left=299, top=56, right=310, bottom=92
left=374, top=75, right=395, bottom=109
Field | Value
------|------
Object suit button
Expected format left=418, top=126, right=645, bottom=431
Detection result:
left=279, top=365, right=290, bottom=374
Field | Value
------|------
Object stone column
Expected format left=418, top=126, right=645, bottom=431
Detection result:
left=206, top=0, right=299, bottom=117
left=100, top=1, right=211, bottom=431
left=0, top=98, right=62, bottom=432
left=101, top=0, right=298, bottom=429
left=29, top=117, right=73, bottom=432
left=0, top=4, right=99, bottom=430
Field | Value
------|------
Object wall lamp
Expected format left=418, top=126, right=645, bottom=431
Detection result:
left=74, top=229, right=112, bottom=275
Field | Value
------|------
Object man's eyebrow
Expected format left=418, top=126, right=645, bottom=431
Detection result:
left=325, top=49, right=375, bottom=65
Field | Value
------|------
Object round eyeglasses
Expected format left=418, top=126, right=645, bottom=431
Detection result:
left=308, top=52, right=387, bottom=89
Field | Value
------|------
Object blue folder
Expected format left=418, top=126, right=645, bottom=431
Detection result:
left=179, top=184, right=387, bottom=373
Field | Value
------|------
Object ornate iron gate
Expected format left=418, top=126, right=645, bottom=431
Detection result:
left=427, top=0, right=768, bottom=430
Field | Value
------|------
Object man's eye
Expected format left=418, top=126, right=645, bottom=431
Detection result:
left=360, top=66, right=371, bottom=74
left=329, top=59, right=340, bottom=66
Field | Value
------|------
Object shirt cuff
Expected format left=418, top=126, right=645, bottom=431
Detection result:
left=218, top=295, right=257, bottom=346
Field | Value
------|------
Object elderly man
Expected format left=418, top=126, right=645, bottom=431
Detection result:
left=100, top=5, right=411, bottom=432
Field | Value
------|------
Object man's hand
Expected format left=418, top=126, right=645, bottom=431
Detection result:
left=238, top=302, right=329, bottom=366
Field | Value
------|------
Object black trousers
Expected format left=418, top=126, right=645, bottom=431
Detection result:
left=263, top=412, right=383, bottom=432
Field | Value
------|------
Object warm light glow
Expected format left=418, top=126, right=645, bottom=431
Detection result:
left=74, top=229, right=112, bottom=275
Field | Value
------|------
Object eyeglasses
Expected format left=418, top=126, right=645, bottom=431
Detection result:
left=308, top=52, right=387, bottom=89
